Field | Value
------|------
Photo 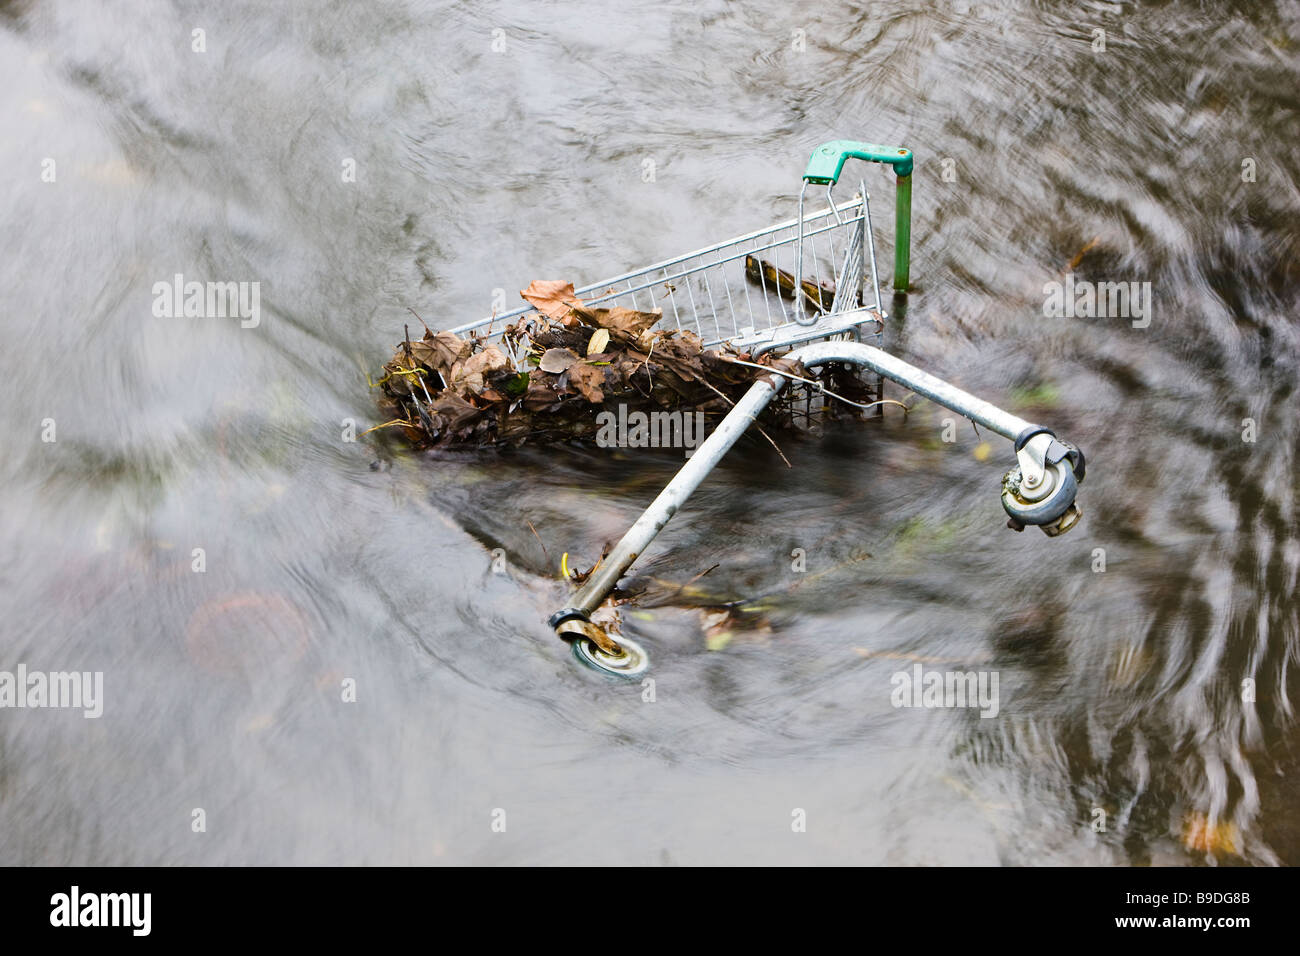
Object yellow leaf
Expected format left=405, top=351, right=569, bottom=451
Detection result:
left=587, top=328, right=610, bottom=355
left=706, top=630, right=733, bottom=651
left=1182, top=813, right=1240, bottom=855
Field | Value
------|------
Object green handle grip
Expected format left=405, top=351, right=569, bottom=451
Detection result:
left=803, top=140, right=913, bottom=183
left=802, top=139, right=913, bottom=292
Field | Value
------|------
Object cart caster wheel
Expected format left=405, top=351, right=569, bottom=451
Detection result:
left=1001, top=458, right=1078, bottom=527
left=571, top=634, right=649, bottom=678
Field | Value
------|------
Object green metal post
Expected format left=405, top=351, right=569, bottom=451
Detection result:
left=894, top=172, right=911, bottom=292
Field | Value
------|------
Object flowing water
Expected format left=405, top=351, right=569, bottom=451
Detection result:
left=2, top=0, right=1298, bottom=864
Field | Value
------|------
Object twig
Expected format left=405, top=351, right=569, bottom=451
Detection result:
left=639, top=563, right=721, bottom=605
left=635, top=338, right=656, bottom=392
left=694, top=375, right=793, bottom=469
left=360, top=418, right=416, bottom=437
left=679, top=563, right=720, bottom=592
left=720, top=356, right=910, bottom=415
left=407, top=308, right=431, bottom=335
left=525, top=520, right=550, bottom=562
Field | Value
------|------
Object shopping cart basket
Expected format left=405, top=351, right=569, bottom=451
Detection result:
left=451, top=139, right=1087, bottom=677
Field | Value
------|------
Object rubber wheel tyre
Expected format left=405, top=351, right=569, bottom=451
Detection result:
left=1002, top=459, right=1078, bottom=525
left=572, top=635, right=650, bottom=678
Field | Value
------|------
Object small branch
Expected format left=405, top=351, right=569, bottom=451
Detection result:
left=694, top=376, right=793, bottom=469
left=407, top=308, right=431, bottom=335
left=525, top=520, right=550, bottom=562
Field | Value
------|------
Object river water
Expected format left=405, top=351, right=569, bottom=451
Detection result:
left=2, top=0, right=1298, bottom=864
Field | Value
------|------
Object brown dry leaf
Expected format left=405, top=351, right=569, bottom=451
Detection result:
left=572, top=305, right=663, bottom=336
left=538, top=348, right=580, bottom=374
left=427, top=392, right=484, bottom=434
left=521, top=280, right=583, bottom=321
left=461, top=346, right=509, bottom=377
left=522, top=378, right=560, bottom=411
left=409, top=331, right=470, bottom=377
left=676, top=329, right=703, bottom=351
left=450, top=345, right=510, bottom=395
left=586, top=328, right=610, bottom=355
left=603, top=306, right=662, bottom=336
left=567, top=363, right=606, bottom=403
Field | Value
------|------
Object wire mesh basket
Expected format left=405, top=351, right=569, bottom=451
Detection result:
left=450, top=191, right=884, bottom=355
left=449, top=187, right=894, bottom=426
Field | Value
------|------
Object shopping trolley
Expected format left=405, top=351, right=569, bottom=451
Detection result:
left=451, top=140, right=1087, bottom=677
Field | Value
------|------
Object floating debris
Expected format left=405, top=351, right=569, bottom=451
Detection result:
left=372, top=280, right=874, bottom=450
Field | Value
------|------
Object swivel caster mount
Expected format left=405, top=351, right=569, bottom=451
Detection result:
left=1002, top=428, right=1085, bottom=537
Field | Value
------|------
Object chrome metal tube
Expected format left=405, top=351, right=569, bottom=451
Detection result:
left=791, top=340, right=1034, bottom=440
left=566, top=374, right=785, bottom=615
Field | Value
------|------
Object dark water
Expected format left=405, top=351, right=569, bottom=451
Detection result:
left=2, top=0, right=1298, bottom=864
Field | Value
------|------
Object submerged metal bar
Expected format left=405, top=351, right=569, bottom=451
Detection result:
left=826, top=341, right=1032, bottom=440
left=552, top=340, right=1036, bottom=624
left=557, top=375, right=784, bottom=619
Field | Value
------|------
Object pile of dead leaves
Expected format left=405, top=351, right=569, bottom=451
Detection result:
left=373, top=280, right=813, bottom=449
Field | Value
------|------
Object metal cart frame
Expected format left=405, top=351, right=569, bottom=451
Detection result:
left=451, top=140, right=1086, bottom=677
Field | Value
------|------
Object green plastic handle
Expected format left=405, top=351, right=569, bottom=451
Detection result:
left=802, top=139, right=913, bottom=291
left=803, top=140, right=913, bottom=183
